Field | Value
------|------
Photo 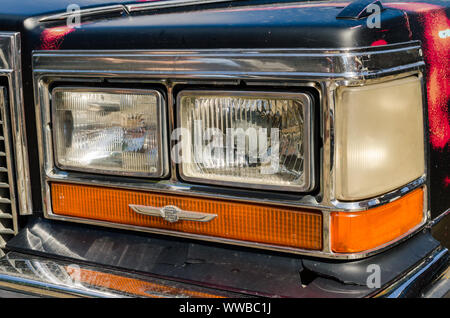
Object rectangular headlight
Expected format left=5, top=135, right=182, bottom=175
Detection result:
left=177, top=91, right=314, bottom=191
left=335, top=76, right=425, bottom=200
left=52, top=88, right=167, bottom=177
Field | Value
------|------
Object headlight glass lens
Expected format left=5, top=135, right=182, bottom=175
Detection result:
left=335, top=76, right=425, bottom=200
left=53, top=88, right=167, bottom=177
left=177, top=91, right=313, bottom=191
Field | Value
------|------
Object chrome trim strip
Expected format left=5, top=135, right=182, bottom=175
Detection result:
left=33, top=42, right=427, bottom=259
left=33, top=42, right=423, bottom=82
left=127, top=0, right=238, bottom=12
left=331, top=176, right=426, bottom=211
left=38, top=5, right=128, bottom=23
left=0, top=33, right=32, bottom=215
left=0, top=87, right=18, bottom=237
left=130, top=204, right=217, bottom=223
left=421, top=263, right=450, bottom=298
left=34, top=0, right=239, bottom=23
left=0, top=273, right=119, bottom=298
left=375, top=247, right=449, bottom=298
left=427, top=208, right=450, bottom=228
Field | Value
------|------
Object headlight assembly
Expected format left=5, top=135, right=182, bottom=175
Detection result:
left=176, top=91, right=314, bottom=192
left=34, top=43, right=427, bottom=258
left=52, top=88, right=168, bottom=177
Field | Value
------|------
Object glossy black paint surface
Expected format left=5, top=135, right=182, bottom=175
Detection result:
left=29, top=3, right=413, bottom=50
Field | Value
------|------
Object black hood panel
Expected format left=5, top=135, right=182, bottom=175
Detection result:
left=29, top=2, right=410, bottom=50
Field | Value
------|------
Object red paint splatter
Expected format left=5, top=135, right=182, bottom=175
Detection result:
left=385, top=2, right=450, bottom=150
left=371, top=39, right=388, bottom=46
left=444, top=176, right=450, bottom=187
left=40, top=26, right=75, bottom=50
left=402, top=11, right=413, bottom=39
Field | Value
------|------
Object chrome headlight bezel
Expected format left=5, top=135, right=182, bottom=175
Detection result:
left=50, top=87, right=169, bottom=178
left=176, top=90, right=315, bottom=192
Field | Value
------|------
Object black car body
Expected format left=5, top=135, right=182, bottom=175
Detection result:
left=0, top=0, right=447, bottom=298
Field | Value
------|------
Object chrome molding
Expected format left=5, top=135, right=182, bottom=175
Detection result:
left=38, top=5, right=128, bottom=23
left=35, top=0, right=238, bottom=24
left=0, top=33, right=32, bottom=216
left=375, top=247, right=449, bottom=298
left=126, top=0, right=239, bottom=12
left=33, top=42, right=423, bottom=83
left=33, top=41, right=427, bottom=259
left=0, top=87, right=18, bottom=243
left=421, top=262, right=450, bottom=298
left=427, top=208, right=450, bottom=229
left=331, top=176, right=426, bottom=211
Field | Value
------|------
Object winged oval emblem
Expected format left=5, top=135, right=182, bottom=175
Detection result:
left=129, top=204, right=217, bottom=223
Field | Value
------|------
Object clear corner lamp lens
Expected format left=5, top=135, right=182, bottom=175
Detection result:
left=177, top=91, right=314, bottom=191
left=52, top=88, right=167, bottom=177
left=335, top=76, right=425, bottom=201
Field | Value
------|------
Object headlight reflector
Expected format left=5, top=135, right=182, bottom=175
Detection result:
left=335, top=77, right=425, bottom=200
left=177, top=91, right=314, bottom=191
left=52, top=88, right=167, bottom=177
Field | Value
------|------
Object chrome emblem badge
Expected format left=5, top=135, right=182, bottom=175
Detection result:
left=161, top=205, right=180, bottom=223
left=129, top=204, right=217, bottom=223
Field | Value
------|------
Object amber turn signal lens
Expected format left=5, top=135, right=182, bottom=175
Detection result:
left=331, top=188, right=424, bottom=253
left=51, top=183, right=322, bottom=250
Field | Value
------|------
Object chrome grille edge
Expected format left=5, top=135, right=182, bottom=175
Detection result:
left=0, top=88, right=18, bottom=252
